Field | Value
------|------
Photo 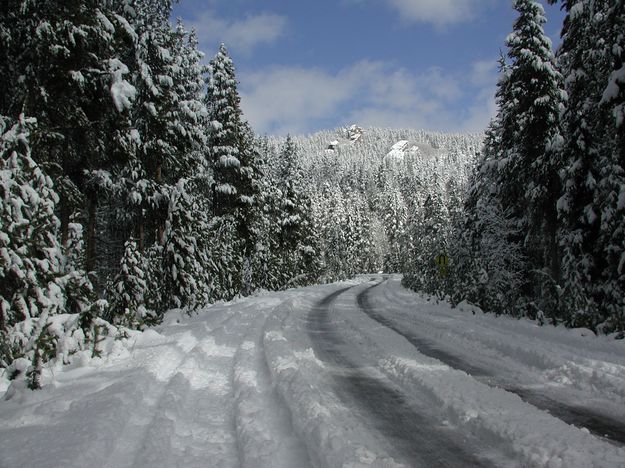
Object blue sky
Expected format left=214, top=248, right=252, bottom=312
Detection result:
left=172, top=0, right=565, bottom=136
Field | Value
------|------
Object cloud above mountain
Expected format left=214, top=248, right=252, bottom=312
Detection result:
left=344, top=0, right=491, bottom=26
left=185, top=11, right=287, bottom=54
left=387, top=0, right=481, bottom=26
left=240, top=59, right=496, bottom=135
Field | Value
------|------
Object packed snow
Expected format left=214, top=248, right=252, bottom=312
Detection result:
left=2, top=277, right=624, bottom=467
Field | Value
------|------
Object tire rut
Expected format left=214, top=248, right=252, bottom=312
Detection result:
left=358, top=282, right=625, bottom=446
left=307, top=287, right=493, bottom=468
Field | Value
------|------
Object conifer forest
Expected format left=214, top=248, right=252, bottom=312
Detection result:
left=0, top=0, right=624, bottom=396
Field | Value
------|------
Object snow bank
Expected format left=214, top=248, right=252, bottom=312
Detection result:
left=376, top=280, right=625, bottom=407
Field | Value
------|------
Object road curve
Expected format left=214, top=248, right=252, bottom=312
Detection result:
left=357, top=281, right=625, bottom=446
left=306, top=287, right=494, bottom=468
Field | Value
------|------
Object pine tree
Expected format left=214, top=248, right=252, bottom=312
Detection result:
left=161, top=180, right=211, bottom=311
left=0, top=116, right=63, bottom=323
left=205, top=44, right=247, bottom=218
left=0, top=1, right=142, bottom=276
left=492, top=0, right=564, bottom=311
left=107, top=239, right=156, bottom=328
left=404, top=190, right=450, bottom=294
left=122, top=9, right=207, bottom=249
left=205, top=44, right=264, bottom=294
left=456, top=1, right=565, bottom=319
left=596, top=0, right=625, bottom=333
left=552, top=0, right=625, bottom=331
left=274, top=136, right=321, bottom=284
left=382, top=188, right=408, bottom=273
left=0, top=116, right=64, bottom=375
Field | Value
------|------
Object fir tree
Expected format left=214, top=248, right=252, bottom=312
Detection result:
left=497, top=0, right=565, bottom=316
left=274, top=136, right=321, bottom=284
left=205, top=44, right=246, bottom=218
left=122, top=10, right=207, bottom=249
left=107, top=239, right=155, bottom=328
left=0, top=116, right=64, bottom=374
left=205, top=44, right=264, bottom=293
left=0, top=1, right=141, bottom=275
left=0, top=117, right=63, bottom=326
left=458, top=0, right=565, bottom=320
left=404, top=190, right=449, bottom=296
left=382, top=188, right=408, bottom=273
left=161, top=179, right=211, bottom=311
left=553, top=0, right=625, bottom=331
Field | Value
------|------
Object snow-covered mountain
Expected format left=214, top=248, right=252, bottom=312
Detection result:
left=287, top=125, right=483, bottom=164
left=262, top=125, right=484, bottom=279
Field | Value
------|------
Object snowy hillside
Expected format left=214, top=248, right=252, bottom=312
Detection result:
left=259, top=126, right=484, bottom=280
left=280, top=125, right=483, bottom=176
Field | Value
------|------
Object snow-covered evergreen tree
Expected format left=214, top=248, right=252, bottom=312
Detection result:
left=403, top=190, right=450, bottom=297
left=382, top=188, right=408, bottom=273
left=107, top=239, right=156, bottom=328
left=120, top=8, right=207, bottom=250
left=453, top=0, right=565, bottom=320
left=205, top=44, right=265, bottom=294
left=0, top=117, right=63, bottom=314
left=553, top=0, right=625, bottom=332
left=0, top=116, right=64, bottom=384
left=273, top=136, right=322, bottom=285
left=162, top=180, right=211, bottom=311
left=205, top=44, right=247, bottom=217
left=492, top=0, right=565, bottom=317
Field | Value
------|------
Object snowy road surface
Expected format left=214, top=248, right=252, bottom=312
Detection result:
left=2, top=277, right=625, bottom=467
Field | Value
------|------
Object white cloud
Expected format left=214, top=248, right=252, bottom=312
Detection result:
left=460, top=87, right=497, bottom=132
left=240, top=66, right=355, bottom=135
left=469, top=59, right=498, bottom=87
left=185, top=11, right=287, bottom=54
left=239, top=60, right=496, bottom=135
left=386, top=0, right=481, bottom=26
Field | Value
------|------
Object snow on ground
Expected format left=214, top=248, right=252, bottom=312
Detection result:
left=1, top=277, right=624, bottom=467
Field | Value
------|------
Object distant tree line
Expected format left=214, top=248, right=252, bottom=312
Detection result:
left=265, top=127, right=481, bottom=286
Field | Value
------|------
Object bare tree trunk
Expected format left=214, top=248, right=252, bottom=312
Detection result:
left=59, top=195, right=71, bottom=248
left=137, top=219, right=145, bottom=252
left=0, top=307, right=6, bottom=333
left=86, top=197, right=97, bottom=274
left=548, top=209, right=561, bottom=284
left=155, top=164, right=165, bottom=245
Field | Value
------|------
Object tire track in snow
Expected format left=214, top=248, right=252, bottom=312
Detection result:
left=233, top=312, right=312, bottom=468
left=263, top=287, right=411, bottom=467
left=307, top=288, right=492, bottom=468
left=357, top=281, right=625, bottom=446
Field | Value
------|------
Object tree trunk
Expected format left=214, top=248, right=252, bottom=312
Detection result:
left=59, top=195, right=71, bottom=248
left=155, top=164, right=165, bottom=245
left=86, top=197, right=97, bottom=274
left=137, top=219, right=145, bottom=252
left=548, top=212, right=561, bottom=284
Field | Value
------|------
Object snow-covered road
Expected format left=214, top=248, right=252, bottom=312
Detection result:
left=2, top=277, right=625, bottom=467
